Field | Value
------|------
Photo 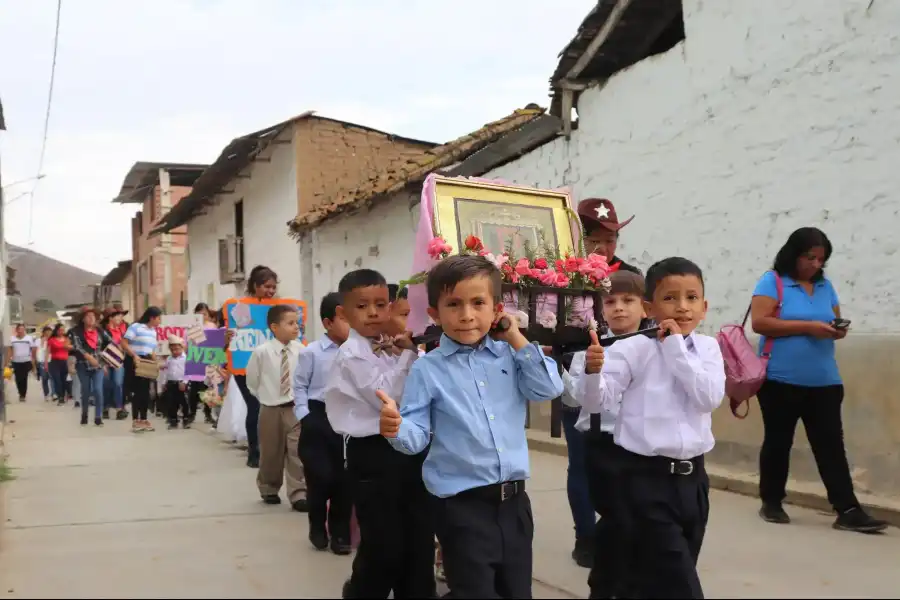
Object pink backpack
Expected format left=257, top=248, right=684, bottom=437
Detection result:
left=716, top=271, right=783, bottom=418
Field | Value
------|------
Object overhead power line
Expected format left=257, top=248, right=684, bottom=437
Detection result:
left=26, top=0, right=63, bottom=244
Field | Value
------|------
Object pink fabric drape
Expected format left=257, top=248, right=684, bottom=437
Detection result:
left=407, top=173, right=439, bottom=335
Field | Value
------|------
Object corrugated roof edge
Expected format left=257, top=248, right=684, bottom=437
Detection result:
left=150, top=111, right=439, bottom=236
left=287, top=105, right=548, bottom=238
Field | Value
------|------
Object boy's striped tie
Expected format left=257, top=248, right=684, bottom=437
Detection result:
left=280, top=347, right=290, bottom=396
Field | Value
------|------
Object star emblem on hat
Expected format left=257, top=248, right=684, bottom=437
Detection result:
left=594, top=204, right=610, bottom=219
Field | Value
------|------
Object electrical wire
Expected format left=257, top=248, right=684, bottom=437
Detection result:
left=26, top=0, right=63, bottom=244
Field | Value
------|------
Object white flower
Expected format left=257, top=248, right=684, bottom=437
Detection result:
left=484, top=252, right=509, bottom=269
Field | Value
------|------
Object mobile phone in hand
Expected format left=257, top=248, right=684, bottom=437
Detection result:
left=832, top=318, right=851, bottom=330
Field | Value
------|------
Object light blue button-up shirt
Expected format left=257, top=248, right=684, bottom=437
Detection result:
left=390, top=334, right=564, bottom=498
left=292, top=336, right=339, bottom=421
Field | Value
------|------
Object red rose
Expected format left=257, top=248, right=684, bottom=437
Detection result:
left=464, top=235, right=484, bottom=252
left=534, top=258, right=548, bottom=269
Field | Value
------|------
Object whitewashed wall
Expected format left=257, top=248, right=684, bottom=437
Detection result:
left=486, top=0, right=900, bottom=334
left=303, top=190, right=419, bottom=338
left=187, top=134, right=301, bottom=311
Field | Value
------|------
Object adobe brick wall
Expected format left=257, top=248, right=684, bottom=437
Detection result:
left=293, top=119, right=433, bottom=215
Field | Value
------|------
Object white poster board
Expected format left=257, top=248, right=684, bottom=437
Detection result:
left=156, top=314, right=203, bottom=356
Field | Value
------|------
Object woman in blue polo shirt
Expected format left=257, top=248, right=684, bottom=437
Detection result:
left=750, top=227, right=886, bottom=534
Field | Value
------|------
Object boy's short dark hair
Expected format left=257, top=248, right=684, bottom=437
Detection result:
left=338, top=269, right=387, bottom=301
left=644, top=257, right=705, bottom=301
left=319, top=292, right=342, bottom=323
left=426, top=255, right=502, bottom=308
left=607, top=270, right=645, bottom=297
left=267, top=304, right=298, bottom=329
left=387, top=284, right=408, bottom=302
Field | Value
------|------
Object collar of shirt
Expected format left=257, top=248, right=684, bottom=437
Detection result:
left=780, top=274, right=827, bottom=289
left=434, top=333, right=503, bottom=357
left=319, top=335, right=338, bottom=351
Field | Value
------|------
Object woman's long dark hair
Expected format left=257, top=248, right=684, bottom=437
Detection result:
left=246, top=265, right=278, bottom=296
left=51, top=323, right=65, bottom=337
left=773, top=227, right=832, bottom=282
left=193, top=302, right=209, bottom=314
left=137, top=306, right=163, bottom=325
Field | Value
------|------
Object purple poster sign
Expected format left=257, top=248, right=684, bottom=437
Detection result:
left=185, top=328, right=227, bottom=382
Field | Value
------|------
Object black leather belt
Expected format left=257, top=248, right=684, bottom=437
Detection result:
left=628, top=452, right=704, bottom=477
left=459, top=480, right=525, bottom=503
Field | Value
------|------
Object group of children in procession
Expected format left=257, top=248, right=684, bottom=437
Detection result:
left=239, top=196, right=724, bottom=599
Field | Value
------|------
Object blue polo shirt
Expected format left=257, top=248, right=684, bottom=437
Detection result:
left=753, top=271, right=841, bottom=387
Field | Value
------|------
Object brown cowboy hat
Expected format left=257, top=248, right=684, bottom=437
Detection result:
left=76, top=306, right=101, bottom=323
left=577, top=198, right=635, bottom=232
left=103, top=304, right=129, bottom=318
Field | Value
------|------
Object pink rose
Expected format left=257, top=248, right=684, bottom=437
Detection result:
left=587, top=253, right=609, bottom=268
left=555, top=272, right=570, bottom=287
left=538, top=270, right=557, bottom=286
left=534, top=257, right=548, bottom=270
left=555, top=259, right=566, bottom=272
left=428, top=237, right=452, bottom=259
left=564, top=257, right=579, bottom=273
left=514, top=258, right=531, bottom=276
left=577, top=262, right=595, bottom=276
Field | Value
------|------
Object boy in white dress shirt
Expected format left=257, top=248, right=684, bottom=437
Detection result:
left=324, top=269, right=435, bottom=600
left=576, top=257, right=725, bottom=600
left=564, top=270, right=650, bottom=599
left=294, top=292, right=352, bottom=554
left=245, top=305, right=307, bottom=509
left=163, top=335, right=191, bottom=429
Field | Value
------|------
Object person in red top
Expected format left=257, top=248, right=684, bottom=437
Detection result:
left=68, top=306, right=113, bottom=426
left=46, top=323, right=72, bottom=405
left=101, top=305, right=130, bottom=420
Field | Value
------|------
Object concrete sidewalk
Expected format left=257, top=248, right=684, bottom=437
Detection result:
left=1, top=384, right=899, bottom=598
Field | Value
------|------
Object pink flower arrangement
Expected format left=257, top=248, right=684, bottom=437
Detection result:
left=427, top=236, right=453, bottom=260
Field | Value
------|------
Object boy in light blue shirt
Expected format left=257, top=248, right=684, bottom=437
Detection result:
left=378, top=255, right=564, bottom=599
left=293, top=292, right=352, bottom=554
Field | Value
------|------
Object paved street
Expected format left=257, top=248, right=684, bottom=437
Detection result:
left=1, top=383, right=898, bottom=599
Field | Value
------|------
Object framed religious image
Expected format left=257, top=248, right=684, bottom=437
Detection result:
left=430, top=176, right=577, bottom=257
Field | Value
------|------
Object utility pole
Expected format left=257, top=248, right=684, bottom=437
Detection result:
left=1, top=96, right=8, bottom=424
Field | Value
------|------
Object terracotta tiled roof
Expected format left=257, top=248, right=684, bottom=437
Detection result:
left=288, top=105, right=548, bottom=236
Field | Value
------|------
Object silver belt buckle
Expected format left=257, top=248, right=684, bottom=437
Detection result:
left=500, top=482, right=514, bottom=501
left=671, top=460, right=694, bottom=475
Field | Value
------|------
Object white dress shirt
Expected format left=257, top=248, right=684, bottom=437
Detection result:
left=575, top=333, right=725, bottom=460
left=324, top=328, right=418, bottom=438
left=292, top=336, right=339, bottom=421
left=563, top=332, right=621, bottom=434
left=162, top=354, right=186, bottom=384
left=245, top=338, right=305, bottom=407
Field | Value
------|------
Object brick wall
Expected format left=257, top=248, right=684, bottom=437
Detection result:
left=131, top=184, right=191, bottom=315
left=293, top=118, right=433, bottom=215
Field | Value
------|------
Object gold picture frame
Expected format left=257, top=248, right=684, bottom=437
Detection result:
left=430, top=176, right=577, bottom=257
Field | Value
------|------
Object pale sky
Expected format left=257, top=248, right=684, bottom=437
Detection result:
left=0, top=0, right=594, bottom=275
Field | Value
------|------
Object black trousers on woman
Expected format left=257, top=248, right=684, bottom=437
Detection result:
left=757, top=380, right=858, bottom=512
left=233, top=374, right=260, bottom=462
left=124, top=354, right=151, bottom=421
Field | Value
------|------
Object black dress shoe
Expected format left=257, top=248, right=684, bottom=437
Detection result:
left=342, top=578, right=353, bottom=599
left=292, top=499, right=309, bottom=512
left=330, top=538, right=352, bottom=556
left=309, top=528, right=329, bottom=551
left=80, top=414, right=88, bottom=426
left=759, top=503, right=791, bottom=524
left=262, top=494, right=281, bottom=505
left=246, top=454, right=260, bottom=468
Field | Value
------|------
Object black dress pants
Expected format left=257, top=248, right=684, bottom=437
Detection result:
left=165, top=382, right=190, bottom=425
left=757, top=380, right=858, bottom=512
left=433, top=483, right=534, bottom=599
left=584, top=430, right=636, bottom=599
left=343, top=435, right=435, bottom=599
left=234, top=374, right=260, bottom=460
left=624, top=452, right=709, bottom=600
left=297, top=400, right=351, bottom=541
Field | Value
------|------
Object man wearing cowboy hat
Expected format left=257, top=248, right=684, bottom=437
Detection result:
left=577, top=198, right=642, bottom=276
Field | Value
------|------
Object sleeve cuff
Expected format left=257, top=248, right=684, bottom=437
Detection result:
left=661, top=333, right=688, bottom=355
left=514, top=341, right=543, bottom=364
